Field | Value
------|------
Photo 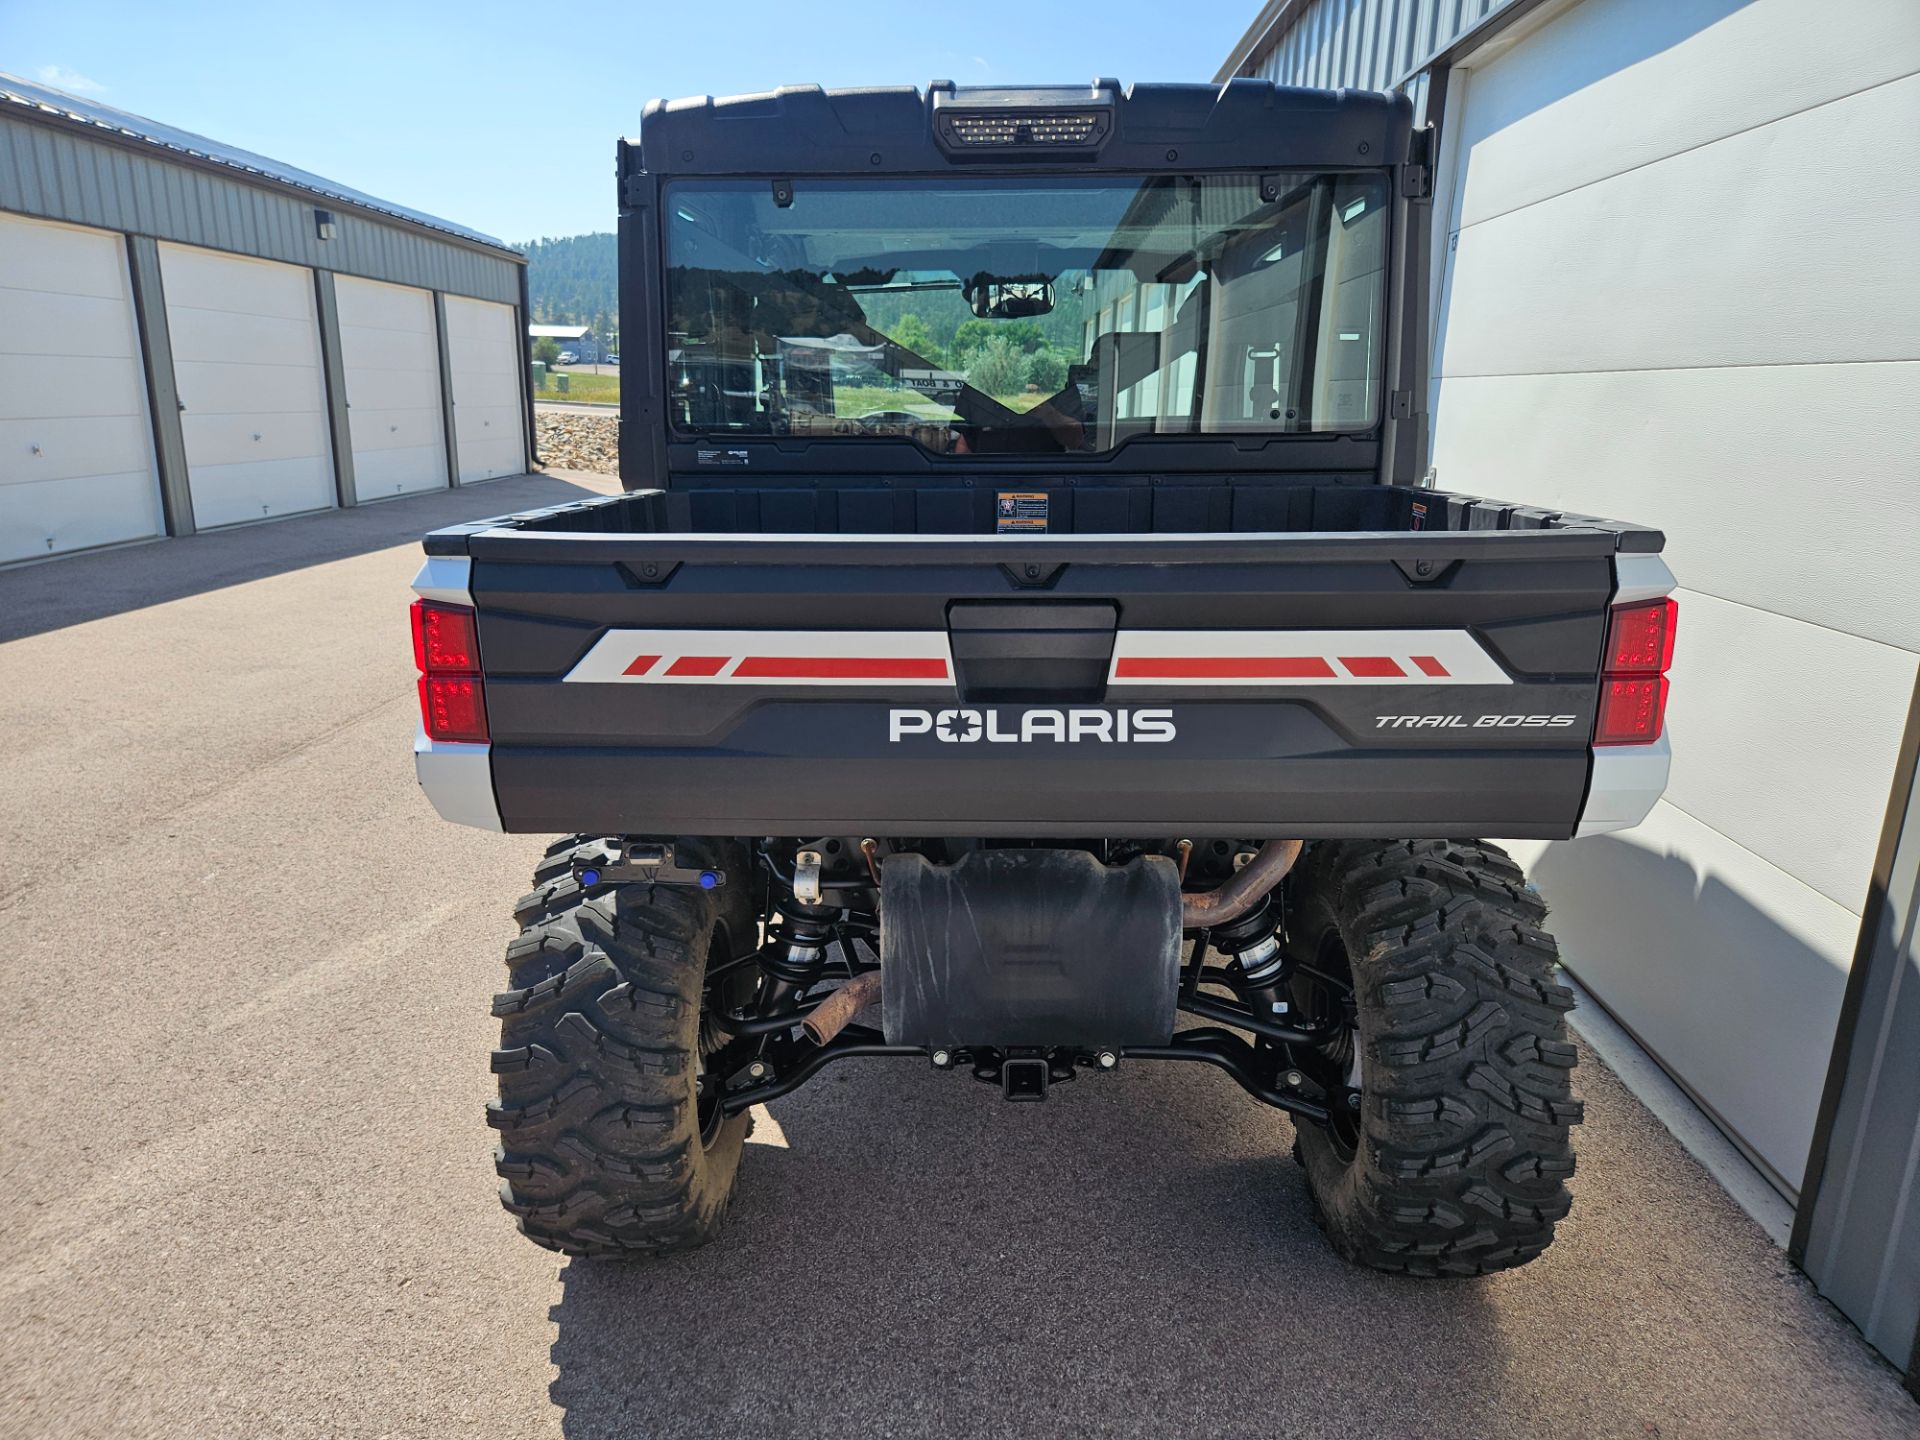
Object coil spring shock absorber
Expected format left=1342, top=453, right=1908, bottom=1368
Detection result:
left=755, top=899, right=838, bottom=1020
left=1211, top=895, right=1292, bottom=1026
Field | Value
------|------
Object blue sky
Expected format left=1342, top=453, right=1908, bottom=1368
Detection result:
left=3, top=1, right=1249, bottom=244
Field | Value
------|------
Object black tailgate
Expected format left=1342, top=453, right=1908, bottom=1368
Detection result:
left=457, top=527, right=1621, bottom=839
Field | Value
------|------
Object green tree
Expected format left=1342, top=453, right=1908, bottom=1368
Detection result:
left=517, top=232, right=619, bottom=331
left=532, top=336, right=560, bottom=366
left=964, top=336, right=1029, bottom=398
left=952, top=317, right=1046, bottom=360
left=887, top=312, right=945, bottom=365
left=1024, top=347, right=1069, bottom=393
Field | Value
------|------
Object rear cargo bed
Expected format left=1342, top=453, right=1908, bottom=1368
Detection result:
left=423, top=481, right=1665, bottom=550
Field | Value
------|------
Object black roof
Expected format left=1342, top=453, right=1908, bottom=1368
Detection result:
left=632, top=79, right=1411, bottom=177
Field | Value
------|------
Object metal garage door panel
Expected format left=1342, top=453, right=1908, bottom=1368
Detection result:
left=159, top=243, right=334, bottom=529
left=443, top=296, right=525, bottom=482
left=1437, top=0, right=1918, bottom=1200
left=0, top=212, right=162, bottom=563
left=334, top=276, right=446, bottom=498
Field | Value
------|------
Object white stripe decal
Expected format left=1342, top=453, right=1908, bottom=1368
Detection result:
left=1107, top=630, right=1510, bottom=686
left=564, top=628, right=1512, bottom=687
left=563, top=630, right=957, bottom=686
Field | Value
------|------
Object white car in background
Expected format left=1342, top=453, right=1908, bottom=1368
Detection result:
left=556, top=350, right=579, bottom=365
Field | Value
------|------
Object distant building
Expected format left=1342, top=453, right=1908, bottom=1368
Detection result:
left=0, top=71, right=531, bottom=564
left=529, top=324, right=598, bottom=363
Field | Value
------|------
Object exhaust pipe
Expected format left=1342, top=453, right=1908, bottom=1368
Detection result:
left=801, top=969, right=882, bottom=1046
left=1181, top=839, right=1303, bottom=929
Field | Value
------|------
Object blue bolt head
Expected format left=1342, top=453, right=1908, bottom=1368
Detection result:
left=699, top=870, right=719, bottom=890
left=579, top=868, right=601, bottom=887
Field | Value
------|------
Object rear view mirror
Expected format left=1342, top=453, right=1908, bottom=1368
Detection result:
left=964, top=273, right=1055, bottom=319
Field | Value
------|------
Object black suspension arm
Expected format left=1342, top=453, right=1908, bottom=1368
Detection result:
left=720, top=1035, right=926, bottom=1114
left=1123, top=1029, right=1332, bottom=1123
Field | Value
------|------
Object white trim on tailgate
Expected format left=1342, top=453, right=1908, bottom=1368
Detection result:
left=565, top=629, right=957, bottom=686
left=1577, top=734, right=1672, bottom=837
left=414, top=731, right=501, bottom=831
left=411, top=555, right=474, bottom=606
left=1107, top=629, right=1512, bottom=686
left=1611, top=553, right=1676, bottom=605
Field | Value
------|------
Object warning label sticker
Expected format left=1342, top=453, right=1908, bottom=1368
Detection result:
left=995, top=491, right=1050, bottom=533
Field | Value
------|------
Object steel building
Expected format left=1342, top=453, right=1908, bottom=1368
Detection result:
left=528, top=323, right=600, bottom=363
left=1220, top=0, right=1920, bottom=1381
left=0, top=73, right=533, bottom=565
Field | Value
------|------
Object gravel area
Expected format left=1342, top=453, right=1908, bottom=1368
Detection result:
left=536, top=410, right=618, bottom=473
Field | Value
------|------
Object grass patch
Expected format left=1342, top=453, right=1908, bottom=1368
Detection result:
left=534, top=371, right=620, bottom=404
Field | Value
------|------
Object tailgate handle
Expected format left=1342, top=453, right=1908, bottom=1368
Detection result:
left=947, top=602, right=1118, bottom=702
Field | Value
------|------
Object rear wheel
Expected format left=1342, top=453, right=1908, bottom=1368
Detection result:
left=489, top=837, right=757, bottom=1256
left=1285, top=839, right=1582, bottom=1276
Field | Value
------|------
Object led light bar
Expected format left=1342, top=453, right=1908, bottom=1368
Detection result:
left=942, top=111, right=1107, bottom=147
left=930, top=82, right=1117, bottom=157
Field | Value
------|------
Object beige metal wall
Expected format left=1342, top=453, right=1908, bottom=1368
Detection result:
left=1428, top=0, right=1920, bottom=1198
left=1229, top=0, right=1920, bottom=1197
left=0, top=114, right=520, bottom=306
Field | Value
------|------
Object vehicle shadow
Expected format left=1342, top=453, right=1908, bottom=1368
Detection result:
left=0, top=469, right=615, bottom=643
left=545, top=1055, right=1506, bottom=1440
left=1523, top=829, right=1843, bottom=1196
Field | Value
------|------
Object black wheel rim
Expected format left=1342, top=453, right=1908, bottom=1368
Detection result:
left=1289, top=926, right=1362, bottom=1161
left=696, top=924, right=745, bottom=1148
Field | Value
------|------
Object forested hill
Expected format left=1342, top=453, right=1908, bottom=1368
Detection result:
left=520, top=232, right=618, bottom=331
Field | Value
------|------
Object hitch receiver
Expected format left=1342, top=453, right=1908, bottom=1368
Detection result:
left=1001, top=1056, right=1050, bottom=1102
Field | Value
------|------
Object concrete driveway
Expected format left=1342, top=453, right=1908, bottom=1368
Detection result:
left=0, top=472, right=1913, bottom=1438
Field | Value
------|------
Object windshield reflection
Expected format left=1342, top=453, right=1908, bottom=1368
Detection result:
left=665, top=173, right=1387, bottom=454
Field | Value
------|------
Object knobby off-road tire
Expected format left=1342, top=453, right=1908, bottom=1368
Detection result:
left=1286, top=839, right=1582, bottom=1276
left=490, top=836, right=756, bottom=1256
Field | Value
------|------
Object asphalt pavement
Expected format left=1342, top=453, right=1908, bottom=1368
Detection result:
left=1, top=471, right=1913, bottom=1438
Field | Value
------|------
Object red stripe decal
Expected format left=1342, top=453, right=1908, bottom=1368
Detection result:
left=1339, top=656, right=1406, bottom=678
left=1114, top=657, right=1337, bottom=680
left=731, top=657, right=950, bottom=681
left=1411, top=655, right=1450, bottom=678
left=622, top=654, right=662, bottom=676
left=665, top=655, right=729, bottom=677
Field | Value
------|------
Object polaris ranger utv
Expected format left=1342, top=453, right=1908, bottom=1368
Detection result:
left=410, top=80, right=1678, bottom=1275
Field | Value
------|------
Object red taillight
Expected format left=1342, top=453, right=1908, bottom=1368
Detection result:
left=410, top=599, right=487, bottom=743
left=1595, top=675, right=1668, bottom=746
left=1594, top=595, right=1678, bottom=746
left=411, top=599, right=479, bottom=672
left=1604, top=598, right=1678, bottom=674
left=418, top=675, right=489, bottom=743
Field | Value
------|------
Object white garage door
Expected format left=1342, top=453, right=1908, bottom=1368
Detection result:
left=443, top=295, right=525, bottom=482
left=1430, top=0, right=1920, bottom=1196
left=334, top=276, right=447, bottom=499
left=160, top=243, right=334, bottom=529
left=0, top=211, right=162, bottom=565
